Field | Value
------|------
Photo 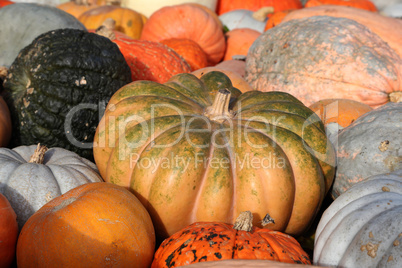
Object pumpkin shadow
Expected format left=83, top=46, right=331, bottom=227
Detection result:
left=0, top=182, right=35, bottom=232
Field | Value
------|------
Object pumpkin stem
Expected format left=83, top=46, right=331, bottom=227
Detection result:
left=204, top=88, right=234, bottom=123
left=29, top=144, right=48, bottom=164
left=95, top=18, right=116, bottom=40
left=233, top=211, right=253, bottom=232
left=0, top=66, right=8, bottom=80
left=252, top=7, right=275, bottom=22
left=389, top=91, right=402, bottom=103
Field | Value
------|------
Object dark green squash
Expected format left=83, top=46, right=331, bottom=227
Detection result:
left=1, top=28, right=132, bottom=160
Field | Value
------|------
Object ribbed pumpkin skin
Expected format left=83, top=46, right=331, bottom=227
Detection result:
left=93, top=71, right=335, bottom=238
left=245, top=16, right=402, bottom=108
left=280, top=5, right=402, bottom=60
left=152, top=221, right=311, bottom=267
left=0, top=96, right=11, bottom=147
left=140, top=4, right=225, bottom=65
left=314, top=170, right=402, bottom=267
left=16, top=182, right=155, bottom=268
left=0, top=145, right=103, bottom=229
left=332, top=103, right=402, bottom=199
left=0, top=192, right=18, bottom=268
left=216, top=0, right=302, bottom=15
left=110, top=32, right=192, bottom=83
left=305, top=0, right=377, bottom=11
left=2, top=29, right=132, bottom=160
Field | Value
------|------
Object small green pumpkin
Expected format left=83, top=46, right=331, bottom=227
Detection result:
left=2, top=28, right=132, bottom=160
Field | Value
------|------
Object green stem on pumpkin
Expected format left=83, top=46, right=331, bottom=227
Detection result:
left=203, top=88, right=234, bottom=123
left=29, top=144, right=48, bottom=164
left=389, top=91, right=402, bottom=103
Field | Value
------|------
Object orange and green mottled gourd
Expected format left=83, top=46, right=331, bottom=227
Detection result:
left=140, top=3, right=225, bottom=65
left=0, top=193, right=18, bottom=268
left=304, top=0, right=377, bottom=11
left=93, top=71, right=336, bottom=239
left=16, top=182, right=155, bottom=268
left=152, top=211, right=311, bottom=268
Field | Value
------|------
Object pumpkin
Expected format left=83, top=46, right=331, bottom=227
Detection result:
left=223, top=28, right=261, bottom=61
left=2, top=28, right=131, bottom=160
left=95, top=25, right=191, bottom=83
left=152, top=211, right=311, bottom=267
left=140, top=3, right=225, bottom=65
left=308, top=99, right=373, bottom=128
left=16, top=182, right=155, bottom=267
left=160, top=38, right=209, bottom=71
left=93, top=71, right=335, bottom=239
left=191, top=66, right=254, bottom=93
left=0, top=193, right=18, bottom=268
left=120, top=0, right=218, bottom=18
left=381, top=3, right=402, bottom=17
left=264, top=9, right=296, bottom=31
left=0, top=144, right=103, bottom=229
left=371, top=0, right=402, bottom=11
left=216, top=0, right=303, bottom=15
left=56, top=0, right=103, bottom=18
left=185, top=259, right=325, bottom=267
left=331, top=102, right=402, bottom=199
left=304, top=0, right=377, bottom=11
left=280, top=5, right=402, bottom=60
left=245, top=16, right=402, bottom=108
left=0, top=95, right=11, bottom=147
left=0, top=0, right=13, bottom=7
left=0, top=3, right=86, bottom=68
left=219, top=8, right=274, bottom=33
left=215, top=58, right=247, bottom=78
left=78, top=5, right=145, bottom=39
left=314, top=169, right=402, bottom=267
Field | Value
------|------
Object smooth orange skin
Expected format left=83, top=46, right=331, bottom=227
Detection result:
left=216, top=0, right=302, bottom=15
left=264, top=10, right=295, bottom=31
left=160, top=38, right=209, bottom=71
left=281, top=5, right=402, bottom=60
left=152, top=221, right=311, bottom=268
left=192, top=66, right=254, bottom=92
left=309, top=99, right=373, bottom=128
left=0, top=96, right=11, bottom=147
left=305, top=0, right=377, bottom=11
left=79, top=5, right=144, bottom=39
left=223, top=28, right=261, bottom=61
left=140, top=3, right=225, bottom=65
left=16, top=182, right=155, bottom=268
left=0, top=193, right=18, bottom=268
left=0, top=0, right=13, bottom=8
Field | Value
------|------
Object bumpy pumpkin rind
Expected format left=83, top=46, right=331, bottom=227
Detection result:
left=245, top=16, right=402, bottom=108
left=2, top=28, right=132, bottom=160
left=94, top=71, right=335, bottom=238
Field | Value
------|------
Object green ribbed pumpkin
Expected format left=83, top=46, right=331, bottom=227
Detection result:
left=2, top=28, right=132, bottom=160
left=93, top=71, right=336, bottom=239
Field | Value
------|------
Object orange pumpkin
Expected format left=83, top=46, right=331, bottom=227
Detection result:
left=216, top=0, right=302, bottom=15
left=0, top=193, right=18, bottom=268
left=57, top=0, right=101, bottom=18
left=304, top=0, right=377, bottom=11
left=308, top=99, right=373, bottom=128
left=16, top=182, right=155, bottom=267
left=140, top=3, right=225, bottom=65
left=280, top=5, right=402, bottom=60
left=223, top=28, right=261, bottom=61
left=78, top=5, right=145, bottom=39
left=0, top=0, right=13, bottom=8
left=264, top=9, right=296, bottom=31
left=95, top=26, right=191, bottom=83
left=152, top=211, right=311, bottom=268
left=160, top=38, right=209, bottom=71
left=0, top=95, right=11, bottom=147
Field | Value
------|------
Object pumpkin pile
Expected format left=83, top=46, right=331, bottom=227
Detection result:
left=0, top=0, right=402, bottom=267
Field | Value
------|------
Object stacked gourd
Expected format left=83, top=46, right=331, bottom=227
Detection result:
left=0, top=0, right=401, bottom=267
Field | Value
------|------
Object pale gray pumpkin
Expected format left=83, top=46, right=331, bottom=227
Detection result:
left=332, top=103, right=402, bottom=198
left=0, top=144, right=103, bottom=229
left=0, top=3, right=86, bottom=67
left=314, top=169, right=402, bottom=267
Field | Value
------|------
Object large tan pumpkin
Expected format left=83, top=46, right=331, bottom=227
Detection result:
left=280, top=5, right=402, bottom=59
left=93, top=71, right=335, bottom=239
left=245, top=15, right=402, bottom=108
